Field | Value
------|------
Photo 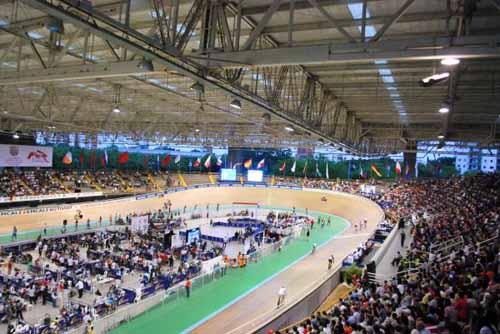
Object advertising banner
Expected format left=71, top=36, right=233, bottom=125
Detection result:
left=0, top=144, right=53, bottom=167
left=0, top=191, right=103, bottom=203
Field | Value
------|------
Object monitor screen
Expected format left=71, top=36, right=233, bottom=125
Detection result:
left=247, top=170, right=263, bottom=182
left=186, top=228, right=201, bottom=244
left=220, top=168, right=237, bottom=181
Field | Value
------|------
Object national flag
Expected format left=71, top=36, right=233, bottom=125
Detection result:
left=435, top=163, right=441, bottom=176
left=415, top=163, right=418, bottom=178
left=257, top=158, right=265, bottom=169
left=62, top=151, right=72, bottom=165
left=89, top=151, right=96, bottom=169
left=161, top=155, right=171, bottom=167
left=193, top=158, right=201, bottom=168
left=216, top=156, right=223, bottom=167
left=325, top=162, right=329, bottom=179
left=156, top=155, right=160, bottom=169
left=315, top=162, right=321, bottom=177
left=359, top=165, right=365, bottom=179
left=204, top=155, right=211, bottom=169
left=371, top=164, right=382, bottom=177
left=118, top=152, right=129, bottom=164
left=79, top=151, right=84, bottom=165
left=174, top=155, right=181, bottom=164
left=279, top=161, right=286, bottom=172
left=303, top=160, right=308, bottom=176
left=104, top=150, right=108, bottom=165
left=290, top=160, right=296, bottom=173
left=243, top=158, right=252, bottom=169
left=395, top=161, right=402, bottom=175
left=405, top=164, right=410, bottom=177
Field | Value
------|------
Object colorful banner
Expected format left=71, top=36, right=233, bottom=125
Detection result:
left=0, top=144, right=53, bottom=167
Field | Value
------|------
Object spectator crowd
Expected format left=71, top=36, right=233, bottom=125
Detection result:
left=275, top=174, right=499, bottom=334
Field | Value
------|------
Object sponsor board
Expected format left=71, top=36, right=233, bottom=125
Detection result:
left=0, top=144, right=53, bottom=167
left=0, top=191, right=103, bottom=203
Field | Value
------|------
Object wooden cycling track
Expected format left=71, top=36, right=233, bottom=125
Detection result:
left=0, top=186, right=384, bottom=334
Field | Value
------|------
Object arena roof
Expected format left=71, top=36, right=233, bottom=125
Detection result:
left=0, top=0, right=499, bottom=153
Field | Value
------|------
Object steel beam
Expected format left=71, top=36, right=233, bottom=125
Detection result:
left=371, top=0, right=416, bottom=41
left=306, top=0, right=355, bottom=43
left=489, top=0, right=500, bottom=10
left=241, top=0, right=383, bottom=16
left=20, top=0, right=357, bottom=152
left=241, top=0, right=283, bottom=50
left=204, top=35, right=500, bottom=67
left=0, top=60, right=154, bottom=85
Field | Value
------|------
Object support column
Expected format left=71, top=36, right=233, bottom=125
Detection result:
left=403, top=143, right=417, bottom=178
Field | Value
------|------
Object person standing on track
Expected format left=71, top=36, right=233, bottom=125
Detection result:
left=11, top=226, right=17, bottom=241
left=277, top=286, right=287, bottom=308
left=185, top=277, right=192, bottom=298
left=311, top=243, right=317, bottom=255
left=328, top=255, right=334, bottom=270
left=400, top=230, right=406, bottom=247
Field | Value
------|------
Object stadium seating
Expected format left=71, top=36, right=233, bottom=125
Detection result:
left=275, top=174, right=500, bottom=334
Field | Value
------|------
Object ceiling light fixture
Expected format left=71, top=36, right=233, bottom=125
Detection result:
left=262, top=113, right=271, bottom=123
left=137, top=58, right=154, bottom=72
left=112, top=85, right=122, bottom=114
left=437, top=134, right=445, bottom=139
left=229, top=99, right=242, bottom=109
left=284, top=126, right=294, bottom=132
left=12, top=132, right=19, bottom=139
left=190, top=82, right=204, bottom=93
left=438, top=106, right=450, bottom=114
left=419, top=72, right=450, bottom=87
left=195, top=128, right=200, bottom=133
left=440, top=57, right=460, bottom=66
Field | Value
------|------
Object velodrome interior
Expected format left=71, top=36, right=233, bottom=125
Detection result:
left=0, top=0, right=499, bottom=333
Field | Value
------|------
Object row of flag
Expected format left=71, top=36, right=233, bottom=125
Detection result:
left=62, top=150, right=416, bottom=178
left=281, top=160, right=330, bottom=178
left=62, top=151, right=228, bottom=170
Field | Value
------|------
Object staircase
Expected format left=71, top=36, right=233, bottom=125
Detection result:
left=53, top=174, right=70, bottom=193
left=147, top=173, right=162, bottom=191
left=115, top=171, right=133, bottom=192
left=177, top=173, right=188, bottom=187
left=84, top=174, right=102, bottom=192
left=20, top=178, right=35, bottom=195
